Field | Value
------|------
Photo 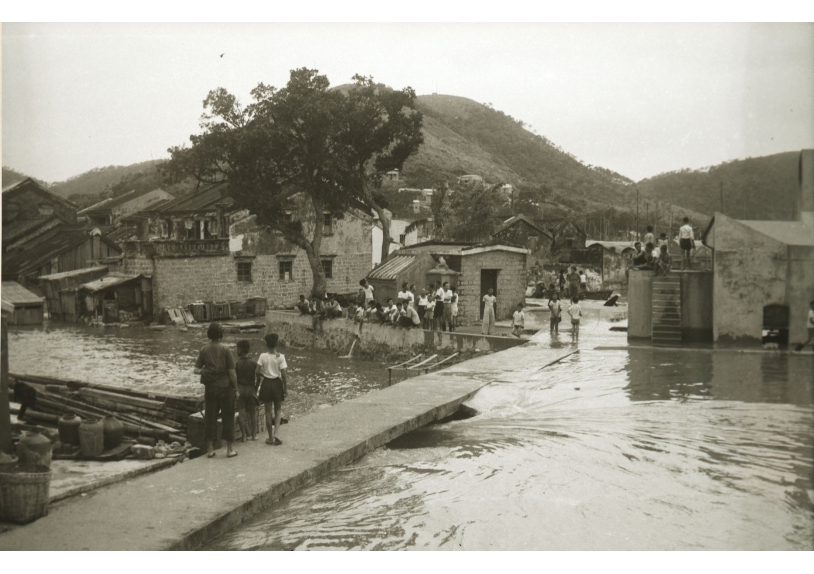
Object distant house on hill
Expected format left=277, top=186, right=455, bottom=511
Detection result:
left=457, top=174, right=483, bottom=186
left=384, top=169, right=400, bottom=182
left=78, top=187, right=175, bottom=227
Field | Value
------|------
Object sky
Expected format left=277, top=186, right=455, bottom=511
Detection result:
left=2, top=22, right=813, bottom=183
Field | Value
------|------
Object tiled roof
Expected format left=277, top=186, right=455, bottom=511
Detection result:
left=368, top=254, right=418, bottom=280
left=492, top=214, right=552, bottom=238
left=1, top=281, right=45, bottom=306
left=105, top=224, right=139, bottom=244
left=2, top=177, right=78, bottom=211
left=2, top=216, right=52, bottom=243
left=153, top=183, right=232, bottom=213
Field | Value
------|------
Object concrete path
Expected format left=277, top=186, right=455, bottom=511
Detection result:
left=0, top=341, right=575, bottom=550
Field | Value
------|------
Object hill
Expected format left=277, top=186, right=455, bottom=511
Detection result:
left=636, top=152, right=800, bottom=221
left=2, top=166, right=44, bottom=188
left=401, top=94, right=637, bottom=214
left=48, top=160, right=166, bottom=201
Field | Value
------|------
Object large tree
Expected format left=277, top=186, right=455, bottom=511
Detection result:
left=164, top=68, right=423, bottom=297
left=339, top=76, right=424, bottom=263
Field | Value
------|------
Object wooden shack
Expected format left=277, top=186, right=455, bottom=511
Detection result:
left=1, top=282, right=46, bottom=325
left=38, top=266, right=109, bottom=321
left=79, top=274, right=148, bottom=323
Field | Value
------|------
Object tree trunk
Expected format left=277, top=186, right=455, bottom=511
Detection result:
left=304, top=242, right=327, bottom=299
left=376, top=206, right=393, bottom=264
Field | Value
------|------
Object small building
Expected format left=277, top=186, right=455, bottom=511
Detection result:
left=1, top=282, right=45, bottom=325
left=457, top=174, right=483, bottom=186
left=702, top=151, right=814, bottom=344
left=78, top=274, right=150, bottom=323
left=38, top=266, right=110, bottom=321
left=536, top=217, right=588, bottom=257
left=395, top=240, right=529, bottom=323
left=78, top=187, right=175, bottom=227
left=384, top=169, right=400, bottom=182
left=366, top=252, right=437, bottom=304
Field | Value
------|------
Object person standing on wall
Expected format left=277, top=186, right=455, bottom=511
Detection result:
left=679, top=217, right=695, bottom=270
left=360, top=278, right=375, bottom=305
left=194, top=322, right=238, bottom=459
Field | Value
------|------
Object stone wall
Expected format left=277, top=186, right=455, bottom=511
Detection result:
left=265, top=310, right=527, bottom=358
left=137, top=251, right=370, bottom=313
left=458, top=250, right=527, bottom=323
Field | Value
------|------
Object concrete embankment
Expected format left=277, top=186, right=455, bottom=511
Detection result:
left=266, top=310, right=527, bottom=359
left=0, top=337, right=573, bottom=551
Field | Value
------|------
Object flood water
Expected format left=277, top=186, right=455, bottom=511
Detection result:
left=8, top=322, right=814, bottom=550
left=203, top=339, right=813, bottom=550
left=8, top=323, right=411, bottom=419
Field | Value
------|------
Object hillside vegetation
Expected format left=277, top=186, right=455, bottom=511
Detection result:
left=48, top=160, right=166, bottom=202
left=637, top=152, right=801, bottom=221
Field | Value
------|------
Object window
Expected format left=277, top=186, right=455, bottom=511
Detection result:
left=323, top=212, right=333, bottom=235
left=283, top=211, right=293, bottom=222
left=237, top=262, right=252, bottom=283
left=565, top=238, right=574, bottom=249
left=399, top=234, right=406, bottom=244
left=279, top=260, right=293, bottom=281
left=321, top=259, right=333, bottom=279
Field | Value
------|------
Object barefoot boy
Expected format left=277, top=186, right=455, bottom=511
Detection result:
left=568, top=297, right=582, bottom=340
left=256, top=333, right=287, bottom=446
left=512, top=303, right=525, bottom=338
left=234, top=340, right=259, bottom=442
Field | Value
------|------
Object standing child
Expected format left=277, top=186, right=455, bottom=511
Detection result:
left=548, top=292, right=562, bottom=334
left=450, top=286, right=459, bottom=330
left=568, top=297, right=582, bottom=340
left=512, top=303, right=525, bottom=338
left=256, top=333, right=287, bottom=446
left=794, top=300, right=814, bottom=352
left=679, top=217, right=695, bottom=270
left=234, top=340, right=259, bottom=442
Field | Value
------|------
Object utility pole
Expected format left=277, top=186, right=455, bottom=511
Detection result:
left=720, top=181, right=724, bottom=214
left=636, top=189, right=640, bottom=241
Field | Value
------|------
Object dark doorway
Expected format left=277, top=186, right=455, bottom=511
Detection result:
left=480, top=269, right=499, bottom=319
left=762, top=304, right=789, bottom=346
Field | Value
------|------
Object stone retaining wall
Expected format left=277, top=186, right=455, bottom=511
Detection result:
left=265, top=310, right=527, bottom=359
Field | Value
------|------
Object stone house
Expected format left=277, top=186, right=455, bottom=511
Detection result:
left=121, top=183, right=373, bottom=316
left=702, top=150, right=814, bottom=345
left=394, top=240, right=529, bottom=323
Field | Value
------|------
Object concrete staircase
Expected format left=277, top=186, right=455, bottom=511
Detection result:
left=651, top=275, right=682, bottom=346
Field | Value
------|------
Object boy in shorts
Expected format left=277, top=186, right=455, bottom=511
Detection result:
left=568, top=297, right=582, bottom=341
left=256, top=333, right=287, bottom=446
left=512, top=303, right=525, bottom=338
left=235, top=340, right=260, bottom=442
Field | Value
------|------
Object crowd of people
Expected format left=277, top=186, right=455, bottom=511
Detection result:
left=630, top=218, right=696, bottom=275
left=295, top=279, right=463, bottom=334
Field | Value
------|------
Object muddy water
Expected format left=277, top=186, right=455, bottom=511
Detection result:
left=7, top=324, right=411, bottom=419
left=205, top=343, right=813, bottom=550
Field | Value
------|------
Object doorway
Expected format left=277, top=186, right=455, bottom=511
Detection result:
left=480, top=269, right=499, bottom=319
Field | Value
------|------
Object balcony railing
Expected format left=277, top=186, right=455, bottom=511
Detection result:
left=123, top=239, right=230, bottom=258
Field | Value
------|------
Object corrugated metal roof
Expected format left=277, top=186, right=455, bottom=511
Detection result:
left=39, top=266, right=109, bottom=281
left=80, top=274, right=141, bottom=293
left=155, top=183, right=232, bottom=213
left=368, top=254, right=417, bottom=280
left=1, top=282, right=45, bottom=306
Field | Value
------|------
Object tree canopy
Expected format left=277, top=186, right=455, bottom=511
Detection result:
left=164, top=68, right=424, bottom=297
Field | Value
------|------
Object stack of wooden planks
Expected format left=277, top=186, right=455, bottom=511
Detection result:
left=9, top=372, right=203, bottom=444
